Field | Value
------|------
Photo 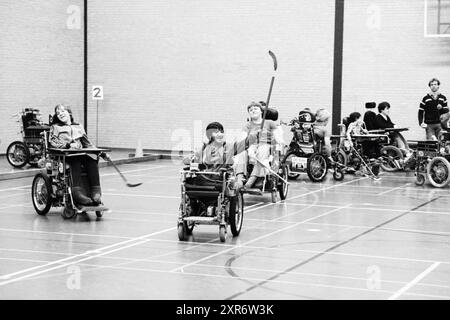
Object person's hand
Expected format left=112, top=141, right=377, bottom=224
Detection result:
left=420, top=122, right=427, bottom=128
left=69, top=142, right=81, bottom=149
left=437, top=104, right=442, bottom=110
left=99, top=152, right=109, bottom=160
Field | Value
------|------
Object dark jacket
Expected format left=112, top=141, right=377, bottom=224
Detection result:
left=375, top=114, right=395, bottom=129
left=418, top=93, right=449, bottom=125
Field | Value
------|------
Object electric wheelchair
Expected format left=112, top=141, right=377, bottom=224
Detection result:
left=178, top=163, right=244, bottom=242
left=31, top=122, right=110, bottom=219
left=370, top=127, right=413, bottom=172
left=333, top=119, right=389, bottom=179
left=6, top=108, right=50, bottom=168
left=410, top=131, right=450, bottom=187
left=282, top=111, right=345, bottom=182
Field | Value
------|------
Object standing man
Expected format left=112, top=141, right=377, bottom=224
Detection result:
left=418, top=78, right=449, bottom=139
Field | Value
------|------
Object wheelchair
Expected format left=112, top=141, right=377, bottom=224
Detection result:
left=6, top=108, right=50, bottom=168
left=178, top=163, right=244, bottom=242
left=333, top=119, right=389, bottom=179
left=410, top=131, right=450, bottom=187
left=282, top=117, right=345, bottom=182
left=31, top=129, right=110, bottom=219
left=241, top=142, right=289, bottom=203
left=369, top=127, right=412, bottom=172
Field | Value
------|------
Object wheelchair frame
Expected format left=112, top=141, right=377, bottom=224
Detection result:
left=409, top=135, right=450, bottom=187
left=283, top=119, right=344, bottom=182
left=333, top=132, right=389, bottom=179
left=178, top=164, right=244, bottom=242
left=31, top=131, right=110, bottom=219
left=242, top=142, right=289, bottom=203
left=6, top=108, right=50, bottom=168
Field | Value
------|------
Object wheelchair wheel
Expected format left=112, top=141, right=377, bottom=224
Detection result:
left=62, top=207, right=77, bottom=219
left=31, top=173, right=52, bottom=215
left=229, top=193, right=244, bottom=236
left=307, top=153, right=328, bottom=182
left=427, top=156, right=450, bottom=188
left=177, top=223, right=187, bottom=241
left=277, top=164, right=289, bottom=200
left=6, top=141, right=29, bottom=168
left=380, top=146, right=403, bottom=172
left=219, top=225, right=226, bottom=242
left=333, top=168, right=344, bottom=181
left=335, top=149, right=347, bottom=167
left=415, top=173, right=425, bottom=186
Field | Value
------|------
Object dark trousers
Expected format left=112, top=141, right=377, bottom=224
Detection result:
left=67, top=155, right=100, bottom=188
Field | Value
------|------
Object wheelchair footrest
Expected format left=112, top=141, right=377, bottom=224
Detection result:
left=242, top=188, right=264, bottom=196
left=77, top=205, right=109, bottom=212
left=183, top=216, right=219, bottom=225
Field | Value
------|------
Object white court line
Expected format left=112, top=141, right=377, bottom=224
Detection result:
left=0, top=246, right=444, bottom=289
left=388, top=262, right=441, bottom=300
left=0, top=192, right=28, bottom=200
left=103, top=193, right=178, bottom=199
left=170, top=205, right=351, bottom=273
left=0, top=175, right=367, bottom=285
left=0, top=232, right=171, bottom=285
left=376, top=183, right=411, bottom=196
left=0, top=226, right=175, bottom=282
left=305, top=221, right=450, bottom=237
left=283, top=201, right=450, bottom=216
left=148, top=238, right=446, bottom=265
left=0, top=186, right=30, bottom=193
left=7, top=259, right=450, bottom=300
left=0, top=227, right=133, bottom=240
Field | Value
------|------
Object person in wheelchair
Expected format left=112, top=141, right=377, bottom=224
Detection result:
left=49, top=104, right=104, bottom=206
left=313, top=108, right=332, bottom=158
left=240, top=101, right=284, bottom=189
left=183, top=121, right=258, bottom=188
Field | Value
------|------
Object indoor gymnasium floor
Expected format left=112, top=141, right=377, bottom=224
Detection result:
left=0, top=159, right=449, bottom=300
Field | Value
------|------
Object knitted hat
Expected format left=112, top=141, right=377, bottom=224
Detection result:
left=205, top=122, right=224, bottom=140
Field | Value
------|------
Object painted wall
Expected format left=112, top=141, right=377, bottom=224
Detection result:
left=87, top=0, right=336, bottom=151
left=342, top=0, right=450, bottom=140
left=0, top=0, right=84, bottom=154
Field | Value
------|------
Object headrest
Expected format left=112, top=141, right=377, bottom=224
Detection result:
left=264, top=108, right=278, bottom=121
left=365, top=102, right=376, bottom=109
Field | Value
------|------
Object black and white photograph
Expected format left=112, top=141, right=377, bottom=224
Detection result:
left=1, top=0, right=450, bottom=308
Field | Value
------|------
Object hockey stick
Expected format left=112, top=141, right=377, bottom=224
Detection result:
left=102, top=154, right=143, bottom=187
left=250, top=156, right=289, bottom=185
left=260, top=50, right=278, bottom=133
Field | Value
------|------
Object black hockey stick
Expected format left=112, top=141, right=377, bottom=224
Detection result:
left=102, top=154, right=143, bottom=187
left=260, top=50, right=278, bottom=132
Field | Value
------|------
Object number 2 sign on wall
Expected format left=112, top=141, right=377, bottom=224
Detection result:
left=92, top=86, right=103, bottom=100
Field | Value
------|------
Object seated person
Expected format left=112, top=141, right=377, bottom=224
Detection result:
left=375, top=101, right=395, bottom=129
left=240, top=101, right=284, bottom=189
left=363, top=102, right=378, bottom=131
left=49, top=104, right=103, bottom=206
left=376, top=101, right=412, bottom=164
left=313, top=108, right=332, bottom=157
left=346, top=112, right=368, bottom=145
left=183, top=122, right=257, bottom=189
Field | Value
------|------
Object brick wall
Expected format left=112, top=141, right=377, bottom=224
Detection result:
left=342, top=0, right=450, bottom=140
left=87, top=0, right=336, bottom=150
left=0, top=0, right=84, bottom=154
